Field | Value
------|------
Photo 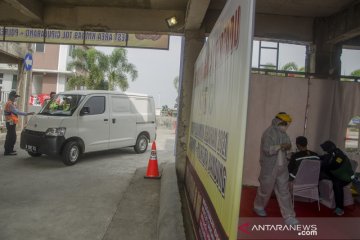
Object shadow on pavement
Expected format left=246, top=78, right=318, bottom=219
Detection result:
left=15, top=147, right=150, bottom=169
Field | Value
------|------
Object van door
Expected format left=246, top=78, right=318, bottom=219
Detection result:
left=131, top=97, right=156, bottom=141
left=109, top=95, right=136, bottom=149
left=78, top=95, right=110, bottom=152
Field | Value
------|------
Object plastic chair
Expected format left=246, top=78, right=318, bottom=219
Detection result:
left=292, top=159, right=321, bottom=211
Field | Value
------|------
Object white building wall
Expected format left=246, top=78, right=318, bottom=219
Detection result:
left=32, top=75, right=43, bottom=94
left=0, top=64, right=18, bottom=90
left=2, top=73, right=13, bottom=92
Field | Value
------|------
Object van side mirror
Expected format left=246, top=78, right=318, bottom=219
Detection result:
left=80, top=106, right=90, bottom=116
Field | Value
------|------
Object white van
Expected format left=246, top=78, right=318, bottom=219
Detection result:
left=20, top=90, right=156, bottom=165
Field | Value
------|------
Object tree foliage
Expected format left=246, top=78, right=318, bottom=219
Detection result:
left=263, top=62, right=276, bottom=70
left=67, top=47, right=137, bottom=91
left=173, top=76, right=179, bottom=91
left=351, top=69, right=360, bottom=77
left=281, top=62, right=298, bottom=71
left=108, top=48, right=138, bottom=91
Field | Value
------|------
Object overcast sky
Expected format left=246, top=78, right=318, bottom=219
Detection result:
left=96, top=36, right=182, bottom=109
left=341, top=49, right=360, bottom=75
left=97, top=36, right=360, bottom=108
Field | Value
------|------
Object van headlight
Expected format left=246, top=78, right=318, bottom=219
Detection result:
left=45, top=127, right=66, bottom=136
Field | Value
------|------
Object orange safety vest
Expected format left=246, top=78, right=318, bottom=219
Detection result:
left=4, top=100, right=19, bottom=124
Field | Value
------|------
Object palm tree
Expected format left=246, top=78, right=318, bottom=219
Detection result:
left=107, top=48, right=138, bottom=91
left=67, top=48, right=108, bottom=90
left=67, top=47, right=138, bottom=91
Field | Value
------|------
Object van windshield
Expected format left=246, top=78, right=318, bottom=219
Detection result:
left=39, top=94, right=84, bottom=116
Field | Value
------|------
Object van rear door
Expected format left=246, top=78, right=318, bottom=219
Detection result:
left=131, top=97, right=156, bottom=141
left=109, top=95, right=136, bottom=149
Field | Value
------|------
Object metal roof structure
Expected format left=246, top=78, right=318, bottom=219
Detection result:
left=0, top=0, right=358, bottom=44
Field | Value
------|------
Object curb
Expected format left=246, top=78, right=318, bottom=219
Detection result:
left=157, top=162, right=186, bottom=240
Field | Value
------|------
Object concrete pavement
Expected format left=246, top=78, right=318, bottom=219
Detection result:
left=102, top=167, right=160, bottom=240
left=158, top=162, right=186, bottom=240
left=0, top=128, right=185, bottom=240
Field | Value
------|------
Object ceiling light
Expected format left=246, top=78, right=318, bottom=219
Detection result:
left=166, top=16, right=178, bottom=28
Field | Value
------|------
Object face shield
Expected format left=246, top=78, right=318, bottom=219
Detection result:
left=278, top=122, right=289, bottom=132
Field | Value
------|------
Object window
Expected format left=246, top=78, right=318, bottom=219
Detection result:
left=345, top=116, right=360, bottom=153
left=35, top=43, right=45, bottom=52
left=341, top=49, right=360, bottom=82
left=11, top=75, right=17, bottom=89
left=83, top=96, right=105, bottom=115
left=39, top=94, right=84, bottom=116
left=112, top=97, right=131, bottom=113
left=252, top=40, right=306, bottom=77
left=0, top=73, right=3, bottom=85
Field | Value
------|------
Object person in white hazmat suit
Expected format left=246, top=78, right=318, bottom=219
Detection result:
left=253, top=112, right=299, bottom=225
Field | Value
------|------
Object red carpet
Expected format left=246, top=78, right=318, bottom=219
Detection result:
left=240, top=186, right=360, bottom=217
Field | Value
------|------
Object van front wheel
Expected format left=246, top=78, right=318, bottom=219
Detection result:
left=62, top=141, right=81, bottom=166
left=134, top=134, right=148, bottom=154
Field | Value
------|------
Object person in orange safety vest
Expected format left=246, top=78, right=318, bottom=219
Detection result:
left=4, top=91, right=34, bottom=156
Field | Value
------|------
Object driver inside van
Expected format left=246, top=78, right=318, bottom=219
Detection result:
left=49, top=98, right=60, bottom=111
left=61, top=98, right=71, bottom=111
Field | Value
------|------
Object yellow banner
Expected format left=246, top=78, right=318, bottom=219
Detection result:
left=4, top=27, right=44, bottom=42
left=127, top=34, right=169, bottom=49
left=186, top=0, right=255, bottom=239
left=0, top=27, right=169, bottom=50
left=84, top=32, right=127, bottom=47
left=45, top=29, right=84, bottom=44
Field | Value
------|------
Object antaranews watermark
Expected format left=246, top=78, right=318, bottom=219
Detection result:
left=238, top=217, right=360, bottom=239
left=251, top=224, right=317, bottom=235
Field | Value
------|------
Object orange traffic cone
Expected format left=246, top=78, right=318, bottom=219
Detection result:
left=144, top=141, right=161, bottom=179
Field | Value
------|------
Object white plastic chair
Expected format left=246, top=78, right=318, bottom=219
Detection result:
left=292, top=159, right=321, bottom=211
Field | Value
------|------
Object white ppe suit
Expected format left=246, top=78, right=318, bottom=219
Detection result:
left=254, top=118, right=295, bottom=219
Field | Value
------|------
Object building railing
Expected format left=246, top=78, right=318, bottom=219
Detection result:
left=251, top=68, right=360, bottom=82
left=1, top=91, right=10, bottom=103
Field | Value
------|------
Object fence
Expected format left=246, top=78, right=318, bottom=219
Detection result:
left=156, top=116, right=177, bottom=130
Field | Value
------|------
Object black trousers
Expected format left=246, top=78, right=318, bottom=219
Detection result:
left=4, top=122, right=16, bottom=154
left=320, top=171, right=350, bottom=209
left=331, top=177, right=350, bottom=209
